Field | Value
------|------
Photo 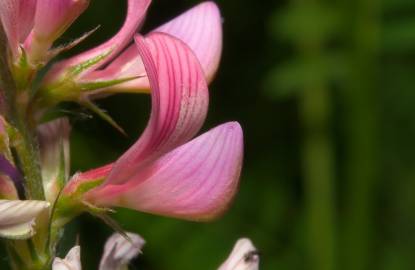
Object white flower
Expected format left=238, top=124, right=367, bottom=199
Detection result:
left=0, top=199, right=50, bottom=239
left=53, top=246, right=82, bottom=270
left=218, top=238, right=259, bottom=270
left=99, top=232, right=145, bottom=270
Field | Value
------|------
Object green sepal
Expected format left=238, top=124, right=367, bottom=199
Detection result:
left=81, top=99, right=127, bottom=136
left=79, top=75, right=142, bottom=92
left=69, top=48, right=113, bottom=77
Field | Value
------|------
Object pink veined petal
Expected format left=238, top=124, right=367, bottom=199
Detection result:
left=0, top=1, right=19, bottom=57
left=86, top=122, right=244, bottom=221
left=104, top=33, right=209, bottom=185
left=154, top=1, right=222, bottom=82
left=45, top=0, right=151, bottom=81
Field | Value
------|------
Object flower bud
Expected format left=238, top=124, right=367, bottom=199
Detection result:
left=26, top=0, right=89, bottom=64
left=99, top=232, right=145, bottom=270
left=53, top=246, right=82, bottom=270
left=38, top=118, right=71, bottom=202
left=218, top=238, right=259, bottom=270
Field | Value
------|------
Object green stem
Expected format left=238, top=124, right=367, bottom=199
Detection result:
left=341, top=0, right=380, bottom=269
left=0, top=17, right=45, bottom=201
left=298, top=5, right=336, bottom=270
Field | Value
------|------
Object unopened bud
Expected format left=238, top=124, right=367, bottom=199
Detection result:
left=218, top=238, right=260, bottom=270
left=53, top=246, right=82, bottom=270
left=99, top=232, right=145, bottom=270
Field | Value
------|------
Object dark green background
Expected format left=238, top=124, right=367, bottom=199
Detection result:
left=17, top=0, right=415, bottom=269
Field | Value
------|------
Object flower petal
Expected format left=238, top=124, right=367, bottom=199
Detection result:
left=0, top=199, right=50, bottom=239
left=18, top=0, right=37, bottom=42
left=45, top=0, right=151, bottom=80
left=104, top=33, right=209, bottom=186
left=0, top=0, right=20, bottom=56
left=25, top=0, right=89, bottom=63
left=86, top=122, right=243, bottom=221
left=53, top=246, right=82, bottom=270
left=38, top=118, right=71, bottom=202
left=82, top=1, right=223, bottom=93
left=218, top=238, right=259, bottom=270
left=99, top=232, right=145, bottom=270
left=155, top=1, right=222, bottom=82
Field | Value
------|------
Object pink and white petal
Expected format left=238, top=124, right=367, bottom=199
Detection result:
left=86, top=122, right=243, bottom=221
left=46, top=0, right=151, bottom=81
left=0, top=0, right=19, bottom=56
left=154, top=1, right=222, bottom=82
left=104, top=33, right=209, bottom=185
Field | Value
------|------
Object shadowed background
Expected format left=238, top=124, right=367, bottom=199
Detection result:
left=3, top=0, right=415, bottom=269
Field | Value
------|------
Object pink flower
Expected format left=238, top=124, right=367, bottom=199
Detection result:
left=0, top=0, right=89, bottom=64
left=63, top=32, right=243, bottom=221
left=39, top=1, right=222, bottom=103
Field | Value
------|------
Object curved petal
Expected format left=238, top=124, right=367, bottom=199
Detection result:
left=104, top=33, right=209, bottom=185
left=86, top=122, right=243, bottom=221
left=0, top=199, right=50, bottom=239
left=218, top=238, right=259, bottom=270
left=154, top=1, right=222, bottom=82
left=45, top=0, right=151, bottom=81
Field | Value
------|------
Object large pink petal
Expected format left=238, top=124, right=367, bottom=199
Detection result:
left=154, top=1, right=222, bottom=82
left=45, top=0, right=151, bottom=81
left=104, top=33, right=209, bottom=185
left=86, top=122, right=243, bottom=221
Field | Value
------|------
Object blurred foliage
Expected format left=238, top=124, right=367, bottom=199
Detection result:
left=2, top=0, right=415, bottom=269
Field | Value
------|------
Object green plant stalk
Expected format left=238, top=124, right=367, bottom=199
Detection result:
left=0, top=20, right=45, bottom=201
left=299, top=45, right=336, bottom=270
left=341, top=0, right=380, bottom=269
left=301, top=75, right=336, bottom=270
